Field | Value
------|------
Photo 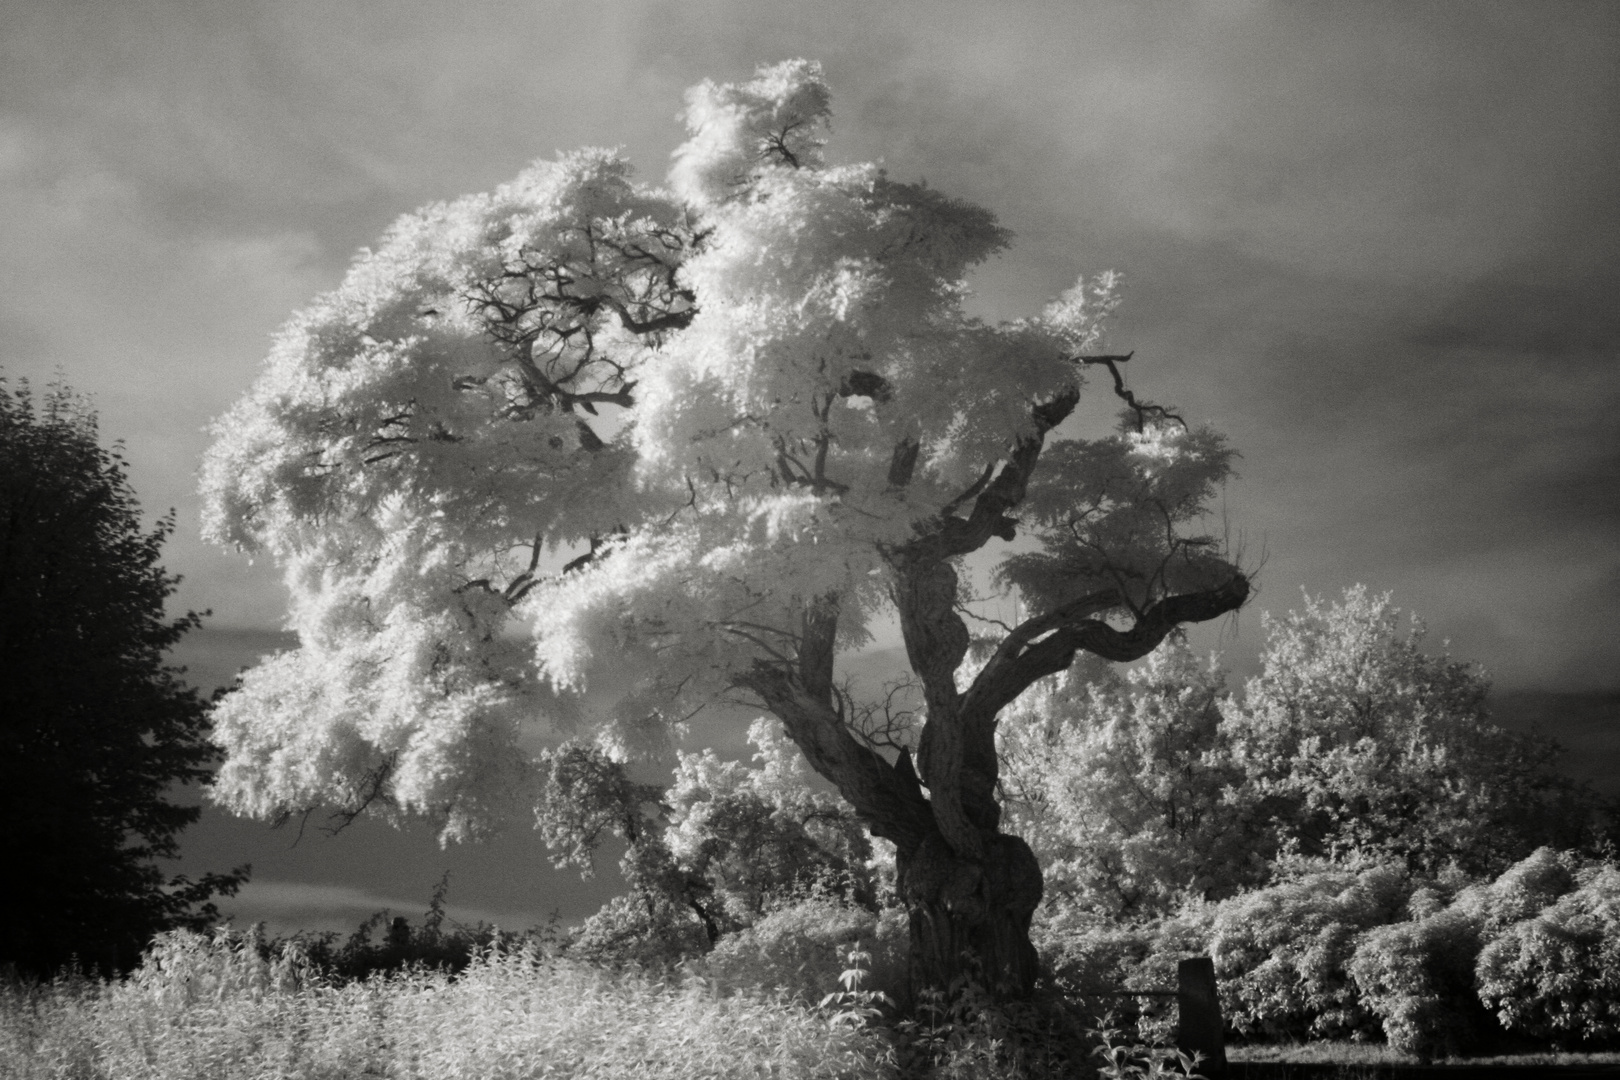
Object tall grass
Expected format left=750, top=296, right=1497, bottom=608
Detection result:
left=0, top=929, right=891, bottom=1079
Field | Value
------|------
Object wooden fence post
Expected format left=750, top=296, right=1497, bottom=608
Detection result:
left=1177, top=956, right=1227, bottom=1078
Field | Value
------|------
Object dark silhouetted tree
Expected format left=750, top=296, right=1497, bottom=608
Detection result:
left=0, top=376, right=247, bottom=976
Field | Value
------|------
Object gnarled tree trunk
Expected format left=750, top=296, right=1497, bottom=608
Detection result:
left=898, top=830, right=1044, bottom=1000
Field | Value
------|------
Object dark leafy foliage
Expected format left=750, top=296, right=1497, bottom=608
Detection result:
left=266, top=873, right=561, bottom=982
left=0, top=377, right=247, bottom=976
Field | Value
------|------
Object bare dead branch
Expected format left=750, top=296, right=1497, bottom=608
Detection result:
left=1076, top=352, right=1186, bottom=433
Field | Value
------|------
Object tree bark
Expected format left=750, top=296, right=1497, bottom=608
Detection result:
left=897, top=830, right=1045, bottom=1001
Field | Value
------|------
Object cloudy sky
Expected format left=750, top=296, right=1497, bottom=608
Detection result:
left=4, top=0, right=1617, bottom=932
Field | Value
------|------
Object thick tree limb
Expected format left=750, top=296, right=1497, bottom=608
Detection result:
left=887, top=438, right=921, bottom=489
left=799, top=595, right=840, bottom=708
left=965, top=574, right=1250, bottom=724
left=921, top=387, right=1079, bottom=561
left=596, top=294, right=697, bottom=336
left=736, top=661, right=934, bottom=851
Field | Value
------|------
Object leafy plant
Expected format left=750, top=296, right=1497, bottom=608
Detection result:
left=1208, top=861, right=1411, bottom=1042
left=707, top=896, right=906, bottom=1005
left=1, top=931, right=894, bottom=1079
left=1089, top=1020, right=1207, bottom=1080
left=1344, top=847, right=1592, bottom=1058
left=1476, top=863, right=1620, bottom=1047
left=1348, top=906, right=1492, bottom=1059
left=820, top=944, right=895, bottom=1030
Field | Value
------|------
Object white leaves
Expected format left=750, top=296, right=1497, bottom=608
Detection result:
left=208, top=635, right=539, bottom=845
left=997, top=637, right=1254, bottom=917
left=529, top=527, right=703, bottom=694
left=669, top=59, right=832, bottom=205
left=1040, top=270, right=1123, bottom=354
left=202, top=60, right=1240, bottom=844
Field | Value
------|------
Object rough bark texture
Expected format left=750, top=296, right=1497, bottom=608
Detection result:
left=898, top=831, right=1045, bottom=1000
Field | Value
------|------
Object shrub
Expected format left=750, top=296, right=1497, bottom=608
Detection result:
left=1206, top=861, right=1411, bottom=1042
left=891, top=975, right=1093, bottom=1080
left=1451, top=846, right=1581, bottom=933
left=703, top=896, right=907, bottom=1005
left=1348, top=906, right=1489, bottom=1059
left=1346, top=848, right=1584, bottom=1058
left=665, top=720, right=878, bottom=928
left=278, top=874, right=558, bottom=981
left=1038, top=845, right=1617, bottom=1057
left=1476, top=863, right=1620, bottom=1047
left=1032, top=905, right=1151, bottom=996
left=567, top=892, right=711, bottom=968
left=1075, top=861, right=1414, bottom=1044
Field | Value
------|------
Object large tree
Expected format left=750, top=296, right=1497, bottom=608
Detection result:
left=0, top=377, right=246, bottom=976
left=202, top=61, right=1248, bottom=998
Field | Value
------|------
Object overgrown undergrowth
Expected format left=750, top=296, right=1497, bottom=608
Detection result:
left=0, top=928, right=1207, bottom=1080
left=0, top=930, right=891, bottom=1080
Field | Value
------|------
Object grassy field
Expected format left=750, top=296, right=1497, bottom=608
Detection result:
left=0, top=932, right=893, bottom=1080
left=1, top=928, right=1242, bottom=1079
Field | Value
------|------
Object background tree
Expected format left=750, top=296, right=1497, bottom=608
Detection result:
left=1225, top=586, right=1592, bottom=875
left=1000, top=586, right=1597, bottom=925
left=0, top=377, right=247, bottom=976
left=999, top=639, right=1276, bottom=920
left=201, top=60, right=1248, bottom=999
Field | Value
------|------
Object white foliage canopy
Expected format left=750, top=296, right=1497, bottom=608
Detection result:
left=202, top=61, right=1236, bottom=843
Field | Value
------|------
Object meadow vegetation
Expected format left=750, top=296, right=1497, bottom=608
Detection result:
left=0, top=930, right=892, bottom=1080
left=1, top=922, right=1222, bottom=1079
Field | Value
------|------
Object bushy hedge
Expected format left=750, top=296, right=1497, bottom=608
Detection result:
left=1348, top=905, right=1491, bottom=1057
left=1344, top=847, right=1583, bottom=1056
left=1476, top=863, right=1620, bottom=1046
left=701, top=896, right=908, bottom=1006
left=1208, top=862, right=1410, bottom=1042
left=1033, top=906, right=1150, bottom=996
left=1036, top=848, right=1620, bottom=1058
